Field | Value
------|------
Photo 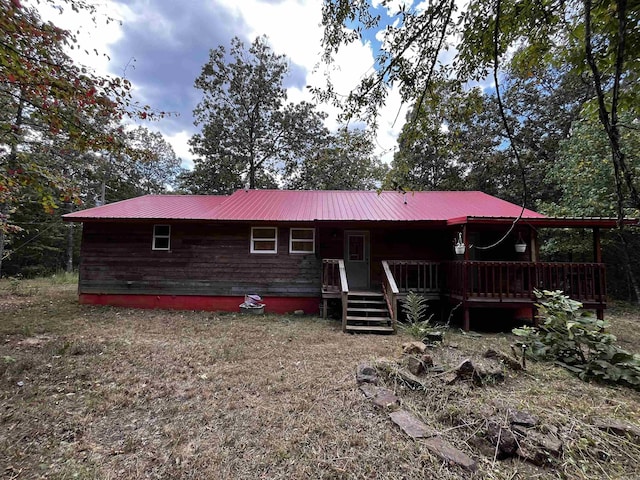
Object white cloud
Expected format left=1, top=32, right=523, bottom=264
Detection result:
left=162, top=130, right=194, bottom=169
left=39, top=0, right=409, bottom=171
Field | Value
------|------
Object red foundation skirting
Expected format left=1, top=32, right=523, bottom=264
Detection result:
left=79, top=293, right=321, bottom=315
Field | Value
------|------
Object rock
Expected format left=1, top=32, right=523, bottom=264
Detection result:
left=423, top=331, right=444, bottom=343
left=423, top=437, right=477, bottom=471
left=429, top=365, right=445, bottom=374
left=395, top=368, right=425, bottom=389
left=407, top=356, right=425, bottom=376
left=372, top=389, right=400, bottom=410
left=358, top=383, right=379, bottom=399
left=293, top=309, right=304, bottom=315
left=468, top=436, right=497, bottom=458
left=486, top=419, right=518, bottom=457
left=402, top=341, right=427, bottom=355
left=516, top=430, right=563, bottom=465
left=456, top=359, right=475, bottom=377
left=421, top=354, right=434, bottom=367
left=356, top=363, right=378, bottom=385
left=509, top=409, right=538, bottom=428
left=593, top=418, right=640, bottom=439
left=484, top=349, right=523, bottom=371
left=389, top=410, right=435, bottom=438
left=359, top=384, right=400, bottom=410
left=453, top=359, right=483, bottom=385
left=475, top=366, right=505, bottom=384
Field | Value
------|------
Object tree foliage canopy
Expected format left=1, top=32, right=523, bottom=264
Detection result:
left=184, top=36, right=329, bottom=194
left=284, top=127, right=387, bottom=190
left=320, top=0, right=639, bottom=219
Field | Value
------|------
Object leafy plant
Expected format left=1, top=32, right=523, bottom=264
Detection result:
left=402, top=291, right=429, bottom=324
left=400, top=291, right=435, bottom=340
left=513, top=290, right=640, bottom=389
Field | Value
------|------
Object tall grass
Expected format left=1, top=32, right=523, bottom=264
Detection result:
left=48, top=270, right=78, bottom=285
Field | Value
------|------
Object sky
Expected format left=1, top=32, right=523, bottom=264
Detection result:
left=46, top=0, right=411, bottom=170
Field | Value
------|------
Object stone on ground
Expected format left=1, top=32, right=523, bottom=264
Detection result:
left=402, top=341, right=427, bottom=355
left=356, top=363, right=378, bottom=385
left=423, top=437, right=477, bottom=472
left=389, top=410, right=435, bottom=439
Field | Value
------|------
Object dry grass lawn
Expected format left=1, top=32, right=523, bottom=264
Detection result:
left=1, top=278, right=639, bottom=479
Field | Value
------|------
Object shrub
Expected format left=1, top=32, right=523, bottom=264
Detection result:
left=513, top=290, right=640, bottom=389
left=402, top=291, right=428, bottom=324
left=400, top=291, right=434, bottom=339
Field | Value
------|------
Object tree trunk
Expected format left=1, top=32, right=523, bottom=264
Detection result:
left=584, top=0, right=639, bottom=222
left=0, top=228, right=4, bottom=278
left=1, top=93, right=25, bottom=277
left=66, top=203, right=74, bottom=273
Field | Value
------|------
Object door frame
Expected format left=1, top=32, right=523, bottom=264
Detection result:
left=344, top=230, right=370, bottom=290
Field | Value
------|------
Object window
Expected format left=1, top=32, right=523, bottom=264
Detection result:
left=152, top=224, right=171, bottom=250
left=290, top=228, right=315, bottom=254
left=251, top=227, right=278, bottom=253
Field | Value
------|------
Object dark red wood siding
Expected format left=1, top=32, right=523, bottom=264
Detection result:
left=317, top=224, right=451, bottom=287
left=79, top=222, right=321, bottom=297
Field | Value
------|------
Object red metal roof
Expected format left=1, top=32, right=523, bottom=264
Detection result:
left=212, top=190, right=545, bottom=221
left=63, top=195, right=226, bottom=221
left=63, top=190, right=545, bottom=223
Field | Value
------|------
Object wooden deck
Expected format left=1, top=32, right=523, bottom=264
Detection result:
left=323, top=259, right=607, bottom=333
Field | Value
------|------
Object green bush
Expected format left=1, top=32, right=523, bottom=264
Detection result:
left=400, top=291, right=435, bottom=339
left=513, top=290, right=640, bottom=389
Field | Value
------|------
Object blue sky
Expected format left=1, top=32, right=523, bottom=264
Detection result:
left=46, top=0, right=426, bottom=168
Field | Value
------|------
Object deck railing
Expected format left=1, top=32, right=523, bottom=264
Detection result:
left=444, top=261, right=606, bottom=304
left=322, top=259, right=342, bottom=293
left=322, top=259, right=349, bottom=330
left=381, top=261, right=399, bottom=331
left=384, top=260, right=441, bottom=294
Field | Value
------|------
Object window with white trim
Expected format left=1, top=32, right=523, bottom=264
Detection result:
left=251, top=227, right=278, bottom=253
left=152, top=224, right=171, bottom=250
left=290, top=228, right=315, bottom=254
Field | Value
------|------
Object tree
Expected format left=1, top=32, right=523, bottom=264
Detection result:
left=124, top=126, right=183, bottom=195
left=0, top=0, right=162, bottom=275
left=384, top=80, right=480, bottom=192
left=0, top=0, right=155, bottom=197
left=540, top=115, right=640, bottom=301
left=319, top=0, right=639, bottom=219
left=186, top=36, right=329, bottom=194
left=284, top=127, right=387, bottom=190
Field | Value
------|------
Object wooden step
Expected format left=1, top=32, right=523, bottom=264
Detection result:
left=346, top=315, right=392, bottom=323
left=347, top=307, right=388, bottom=313
left=345, top=325, right=394, bottom=333
left=348, top=299, right=386, bottom=305
left=349, top=291, right=384, bottom=297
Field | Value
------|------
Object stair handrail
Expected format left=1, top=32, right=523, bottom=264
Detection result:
left=338, top=259, right=349, bottom=331
left=382, top=260, right=399, bottom=332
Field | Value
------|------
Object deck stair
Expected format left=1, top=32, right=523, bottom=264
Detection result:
left=345, top=291, right=394, bottom=333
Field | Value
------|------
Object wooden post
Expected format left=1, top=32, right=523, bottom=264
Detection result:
left=462, top=224, right=470, bottom=331
left=530, top=227, right=538, bottom=262
left=593, top=227, right=602, bottom=263
left=463, top=225, right=469, bottom=261
left=463, top=304, right=470, bottom=331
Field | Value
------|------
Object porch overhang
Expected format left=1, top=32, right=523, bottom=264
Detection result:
left=446, top=216, right=639, bottom=228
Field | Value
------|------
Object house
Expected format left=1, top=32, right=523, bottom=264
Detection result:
left=63, top=189, right=627, bottom=333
